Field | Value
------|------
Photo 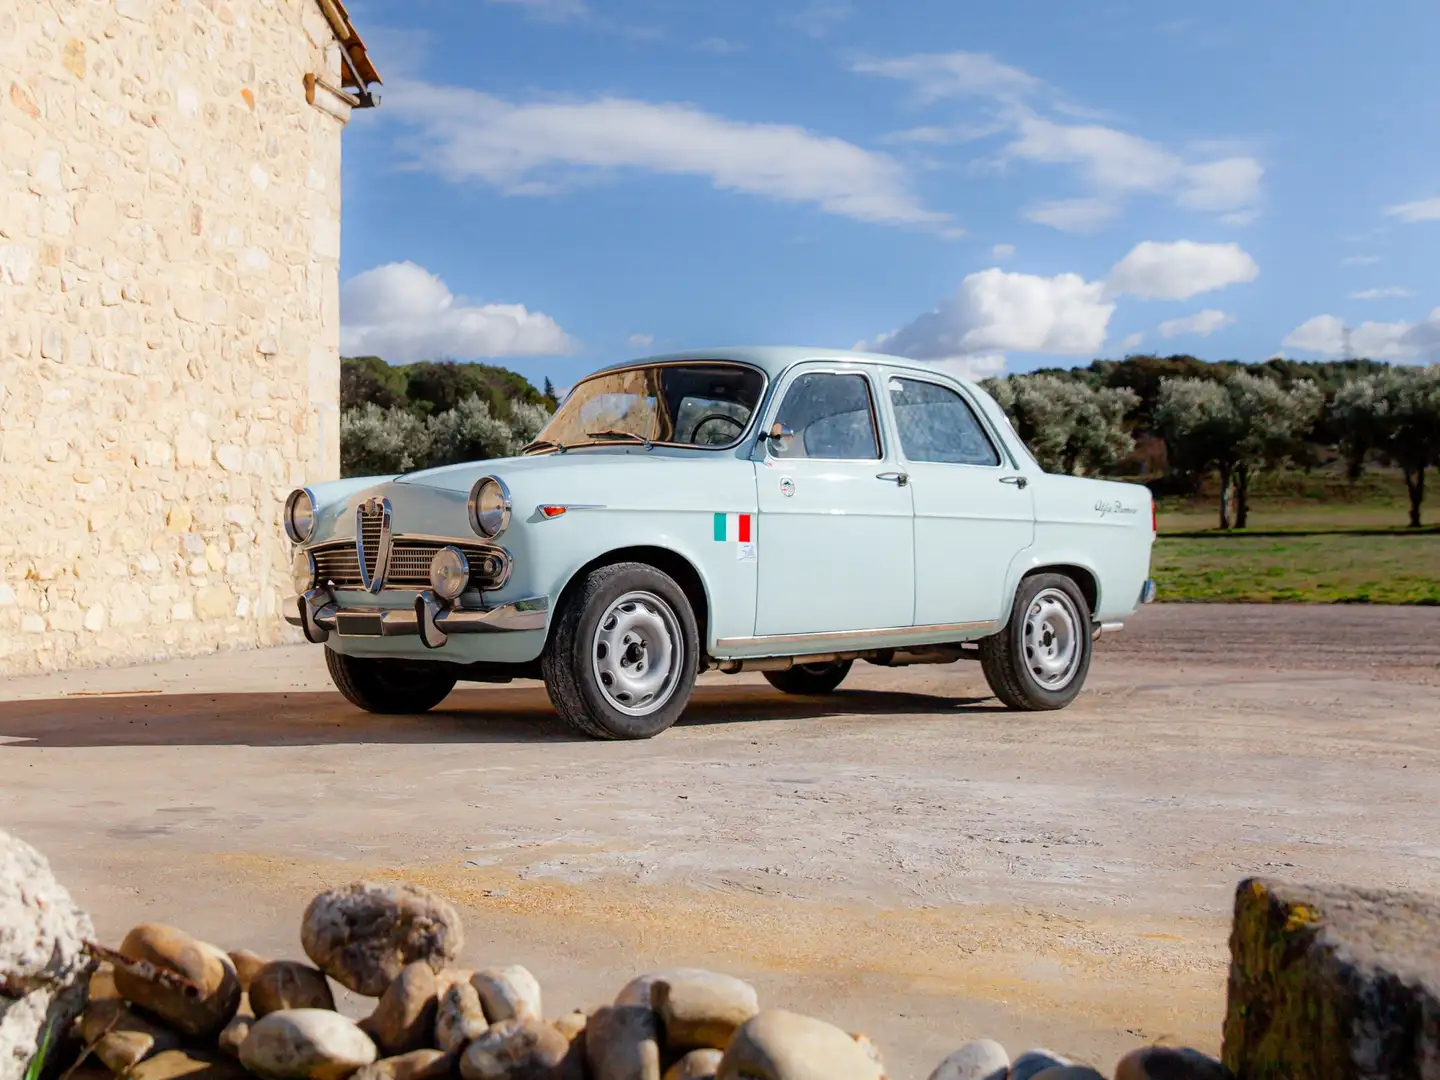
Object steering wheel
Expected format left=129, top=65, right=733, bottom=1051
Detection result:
left=690, top=413, right=745, bottom=445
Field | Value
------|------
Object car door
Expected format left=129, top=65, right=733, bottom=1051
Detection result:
left=884, top=373, right=1036, bottom=626
left=752, top=366, right=915, bottom=637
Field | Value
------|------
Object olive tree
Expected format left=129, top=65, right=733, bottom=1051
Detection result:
left=340, top=402, right=431, bottom=477
left=340, top=397, right=554, bottom=478
left=1330, top=366, right=1440, bottom=527
left=982, top=374, right=1138, bottom=476
left=1153, top=372, right=1323, bottom=529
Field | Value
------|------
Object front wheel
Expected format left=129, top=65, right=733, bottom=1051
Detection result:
left=979, top=573, right=1092, bottom=711
left=541, top=562, right=700, bottom=740
left=763, top=659, right=853, bottom=696
left=324, top=649, right=458, bottom=714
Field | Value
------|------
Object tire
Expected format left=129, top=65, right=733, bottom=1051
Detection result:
left=324, top=649, right=457, bottom=714
left=541, top=561, right=700, bottom=740
left=763, top=659, right=853, bottom=696
left=979, top=573, right=1092, bottom=711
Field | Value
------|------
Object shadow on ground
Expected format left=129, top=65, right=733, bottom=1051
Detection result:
left=0, top=684, right=996, bottom=748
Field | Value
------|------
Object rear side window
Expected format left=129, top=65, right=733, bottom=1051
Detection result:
left=888, top=378, right=1000, bottom=466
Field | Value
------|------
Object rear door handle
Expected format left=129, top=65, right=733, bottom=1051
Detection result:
left=876, top=471, right=909, bottom=487
left=1000, top=475, right=1029, bottom=489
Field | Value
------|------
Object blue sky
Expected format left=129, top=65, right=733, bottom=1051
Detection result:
left=336, top=0, right=1440, bottom=391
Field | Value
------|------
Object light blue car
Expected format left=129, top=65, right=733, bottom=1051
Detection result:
left=284, top=347, right=1157, bottom=739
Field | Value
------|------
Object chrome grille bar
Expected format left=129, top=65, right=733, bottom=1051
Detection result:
left=308, top=537, right=511, bottom=592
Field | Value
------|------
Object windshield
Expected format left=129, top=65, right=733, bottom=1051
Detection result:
left=533, top=363, right=766, bottom=450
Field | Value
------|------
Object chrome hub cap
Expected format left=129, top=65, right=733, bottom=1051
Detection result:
left=1023, top=587, right=1081, bottom=690
left=591, top=590, right=682, bottom=716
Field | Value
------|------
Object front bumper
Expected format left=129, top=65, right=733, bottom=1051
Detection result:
left=285, top=588, right=548, bottom=649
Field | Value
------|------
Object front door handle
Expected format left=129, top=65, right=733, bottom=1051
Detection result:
left=876, top=471, right=909, bottom=487
left=1000, top=475, right=1029, bottom=489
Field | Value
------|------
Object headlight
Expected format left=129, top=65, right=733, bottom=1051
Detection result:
left=291, top=549, right=316, bottom=596
left=284, top=488, right=316, bottom=543
left=429, top=546, right=470, bottom=601
left=467, top=476, right=511, bottom=538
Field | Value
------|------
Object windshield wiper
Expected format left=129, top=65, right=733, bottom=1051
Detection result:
left=520, top=438, right=568, bottom=455
left=585, top=429, right=654, bottom=450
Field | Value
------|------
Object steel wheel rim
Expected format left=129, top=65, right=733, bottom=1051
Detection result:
left=591, top=590, right=683, bottom=716
left=1023, top=587, right=1082, bottom=690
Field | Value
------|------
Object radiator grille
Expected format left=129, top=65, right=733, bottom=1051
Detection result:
left=358, top=507, right=385, bottom=582
left=309, top=538, right=509, bottom=592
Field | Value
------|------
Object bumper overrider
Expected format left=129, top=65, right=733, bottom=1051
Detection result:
left=285, top=587, right=549, bottom=650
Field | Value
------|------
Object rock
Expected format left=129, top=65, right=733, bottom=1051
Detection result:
left=354, top=1050, right=453, bottom=1080
left=128, top=1049, right=251, bottom=1080
left=251, top=962, right=337, bottom=1018
left=240, top=1009, right=379, bottom=1080
left=1030, top=1070, right=1105, bottom=1080
left=928, top=1039, right=1010, bottom=1080
left=112, top=924, right=242, bottom=1039
left=850, top=1034, right=885, bottom=1073
left=585, top=1005, right=661, bottom=1080
left=551, top=1012, right=587, bottom=1043
left=367, top=962, right=438, bottom=1057
left=472, top=966, right=542, bottom=1025
left=651, top=971, right=759, bottom=1054
left=230, top=951, right=271, bottom=994
left=89, top=965, right=122, bottom=1004
left=218, top=1007, right=254, bottom=1059
left=1222, top=877, right=1440, bottom=1080
left=302, top=882, right=463, bottom=998
left=459, top=1018, right=571, bottom=1080
left=716, top=1010, right=884, bottom=1080
left=436, top=979, right=489, bottom=1054
left=664, top=1049, right=723, bottom=1080
left=80, top=997, right=183, bottom=1073
left=614, top=970, right=713, bottom=1009
left=1114, top=1047, right=1230, bottom=1080
left=0, top=828, right=95, bottom=1080
left=1008, top=1051, right=1071, bottom=1080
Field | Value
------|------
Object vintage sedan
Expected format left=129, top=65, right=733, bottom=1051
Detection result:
left=284, top=347, right=1156, bottom=739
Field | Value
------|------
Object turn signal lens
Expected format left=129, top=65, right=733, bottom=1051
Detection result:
left=539, top=505, right=567, bottom=518
left=429, top=546, right=470, bottom=601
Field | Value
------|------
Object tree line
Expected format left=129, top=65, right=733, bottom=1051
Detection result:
left=979, top=356, right=1440, bottom=529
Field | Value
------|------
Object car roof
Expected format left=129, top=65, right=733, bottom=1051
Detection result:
left=587, top=346, right=986, bottom=390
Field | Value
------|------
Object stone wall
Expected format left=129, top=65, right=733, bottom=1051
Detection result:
left=0, top=0, right=356, bottom=675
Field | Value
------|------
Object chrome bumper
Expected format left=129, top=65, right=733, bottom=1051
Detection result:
left=285, top=588, right=548, bottom=648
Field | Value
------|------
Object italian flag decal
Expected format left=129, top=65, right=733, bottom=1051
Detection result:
left=713, top=512, right=752, bottom=542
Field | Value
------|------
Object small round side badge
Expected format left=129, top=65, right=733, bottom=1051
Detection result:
left=779, top=477, right=796, bottom=498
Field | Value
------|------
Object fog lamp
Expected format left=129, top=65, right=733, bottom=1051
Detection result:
left=429, top=546, right=470, bottom=602
left=291, top=548, right=316, bottom=596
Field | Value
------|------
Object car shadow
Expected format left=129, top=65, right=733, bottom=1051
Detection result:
left=0, top=683, right=998, bottom=749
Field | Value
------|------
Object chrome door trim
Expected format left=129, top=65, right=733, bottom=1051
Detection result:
left=715, top=618, right=997, bottom=651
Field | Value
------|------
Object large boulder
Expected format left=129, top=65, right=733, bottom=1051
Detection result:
left=0, top=829, right=96, bottom=1080
left=301, top=883, right=463, bottom=998
left=1222, top=877, right=1440, bottom=1080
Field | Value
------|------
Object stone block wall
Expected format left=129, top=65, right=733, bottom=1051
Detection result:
left=0, top=0, right=355, bottom=675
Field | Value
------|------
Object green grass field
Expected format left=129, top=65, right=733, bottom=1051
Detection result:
left=1147, top=467, right=1439, bottom=604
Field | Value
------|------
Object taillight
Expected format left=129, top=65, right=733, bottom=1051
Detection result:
left=1152, top=499, right=1158, bottom=532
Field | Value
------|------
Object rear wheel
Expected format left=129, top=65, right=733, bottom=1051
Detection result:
left=979, top=573, right=1092, bottom=711
left=541, top=562, right=700, bottom=740
left=763, top=659, right=853, bottom=696
left=324, top=649, right=458, bottom=714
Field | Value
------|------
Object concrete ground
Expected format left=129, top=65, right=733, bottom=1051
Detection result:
left=3, top=604, right=1438, bottom=1078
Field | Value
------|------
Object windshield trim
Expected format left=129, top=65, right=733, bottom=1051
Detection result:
left=535, top=359, right=771, bottom=453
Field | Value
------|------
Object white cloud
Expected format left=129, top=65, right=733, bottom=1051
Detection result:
left=919, top=354, right=1009, bottom=381
left=1350, top=286, right=1414, bottom=300
left=386, top=81, right=947, bottom=230
left=856, top=269, right=1114, bottom=364
left=1023, top=196, right=1119, bottom=233
left=627, top=333, right=654, bottom=348
left=487, top=0, right=590, bottom=22
left=991, top=243, right=1016, bottom=259
left=1384, top=197, right=1440, bottom=223
left=695, top=36, right=744, bottom=55
left=1281, top=311, right=1440, bottom=362
left=852, top=50, right=1042, bottom=104
left=783, top=1, right=853, bottom=38
left=1120, top=332, right=1145, bottom=350
left=1341, top=254, right=1382, bottom=267
left=1158, top=309, right=1235, bottom=339
left=1106, top=240, right=1259, bottom=301
left=340, top=262, right=573, bottom=362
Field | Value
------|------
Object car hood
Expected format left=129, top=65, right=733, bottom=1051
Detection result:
left=393, top=446, right=725, bottom=493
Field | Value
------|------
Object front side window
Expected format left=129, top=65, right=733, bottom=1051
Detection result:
left=533, top=363, right=765, bottom=450
left=770, top=372, right=881, bottom=460
left=888, top=377, right=1000, bottom=466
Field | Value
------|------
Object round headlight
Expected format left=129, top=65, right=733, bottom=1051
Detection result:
left=467, top=476, right=511, bottom=538
left=429, top=546, right=471, bottom=601
left=284, top=488, right=316, bottom=543
left=291, top=549, right=317, bottom=596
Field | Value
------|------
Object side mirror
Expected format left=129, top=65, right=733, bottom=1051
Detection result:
left=765, top=423, right=794, bottom=453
